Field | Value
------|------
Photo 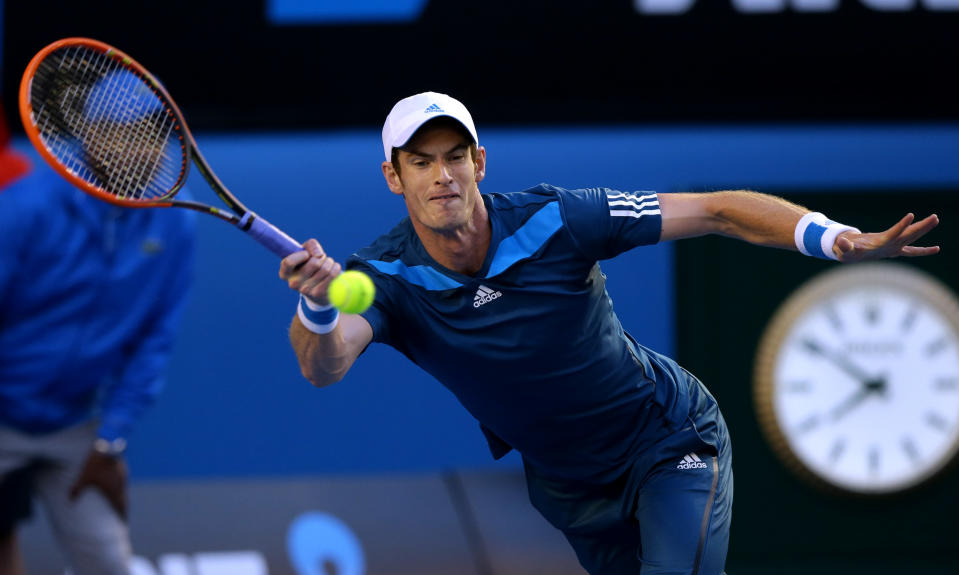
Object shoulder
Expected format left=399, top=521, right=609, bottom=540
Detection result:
left=350, top=217, right=415, bottom=265
left=488, top=184, right=615, bottom=214
left=484, top=184, right=577, bottom=232
left=0, top=166, right=72, bottom=205
left=0, top=167, right=74, bottom=229
left=485, top=183, right=566, bottom=210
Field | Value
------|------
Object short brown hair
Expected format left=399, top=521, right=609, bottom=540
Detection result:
left=390, top=117, right=477, bottom=176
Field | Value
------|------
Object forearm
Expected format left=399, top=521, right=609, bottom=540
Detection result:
left=98, top=376, right=164, bottom=441
left=708, top=190, right=808, bottom=249
left=102, top=239, right=194, bottom=440
left=281, top=239, right=375, bottom=385
left=659, top=190, right=939, bottom=262
left=101, top=334, right=175, bottom=440
left=290, top=313, right=370, bottom=387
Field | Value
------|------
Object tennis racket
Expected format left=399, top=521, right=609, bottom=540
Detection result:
left=18, top=37, right=301, bottom=258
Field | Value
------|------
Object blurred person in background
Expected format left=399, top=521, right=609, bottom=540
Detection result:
left=0, top=99, right=196, bottom=575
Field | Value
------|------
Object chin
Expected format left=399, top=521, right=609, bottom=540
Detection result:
left=430, top=215, right=468, bottom=233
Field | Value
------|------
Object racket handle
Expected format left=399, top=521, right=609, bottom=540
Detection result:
left=241, top=213, right=303, bottom=258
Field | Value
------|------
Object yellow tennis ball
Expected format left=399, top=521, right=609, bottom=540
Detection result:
left=328, top=270, right=375, bottom=314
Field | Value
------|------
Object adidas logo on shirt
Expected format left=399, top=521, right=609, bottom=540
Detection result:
left=424, top=103, right=444, bottom=113
left=473, top=285, right=503, bottom=308
left=676, top=453, right=708, bottom=470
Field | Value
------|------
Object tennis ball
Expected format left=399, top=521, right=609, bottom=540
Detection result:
left=328, top=270, right=376, bottom=314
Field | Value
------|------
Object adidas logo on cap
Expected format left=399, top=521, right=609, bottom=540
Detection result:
left=676, top=453, right=708, bottom=470
left=473, top=285, right=503, bottom=308
left=424, top=103, right=444, bottom=113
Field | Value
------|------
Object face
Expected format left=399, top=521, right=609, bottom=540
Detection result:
left=85, top=118, right=180, bottom=200
left=382, top=124, right=486, bottom=235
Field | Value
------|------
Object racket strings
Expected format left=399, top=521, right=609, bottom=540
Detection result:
left=28, top=46, right=187, bottom=201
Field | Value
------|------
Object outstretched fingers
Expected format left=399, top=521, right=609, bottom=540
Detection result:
left=837, top=213, right=940, bottom=262
left=885, top=213, right=940, bottom=257
left=883, top=213, right=916, bottom=241
left=897, top=214, right=940, bottom=245
left=900, top=245, right=941, bottom=257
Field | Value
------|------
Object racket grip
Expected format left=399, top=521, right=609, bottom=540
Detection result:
left=241, top=213, right=303, bottom=258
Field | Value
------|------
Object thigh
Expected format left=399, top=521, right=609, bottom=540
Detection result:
left=562, top=523, right=641, bottom=575
left=634, top=445, right=732, bottom=575
left=524, top=460, right=642, bottom=575
left=36, top=470, right=132, bottom=575
left=32, top=425, right=132, bottom=575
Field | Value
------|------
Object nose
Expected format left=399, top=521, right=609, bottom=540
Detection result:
left=434, top=161, right=454, bottom=184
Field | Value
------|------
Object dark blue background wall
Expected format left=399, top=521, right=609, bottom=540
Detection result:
left=16, top=124, right=957, bottom=479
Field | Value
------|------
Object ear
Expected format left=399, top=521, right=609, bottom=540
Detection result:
left=474, top=146, right=487, bottom=183
left=382, top=161, right=404, bottom=196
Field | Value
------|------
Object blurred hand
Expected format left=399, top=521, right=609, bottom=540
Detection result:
left=834, top=213, right=940, bottom=262
left=69, top=451, right=128, bottom=521
left=279, top=239, right=342, bottom=306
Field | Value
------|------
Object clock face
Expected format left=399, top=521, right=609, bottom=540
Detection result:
left=755, top=263, right=959, bottom=495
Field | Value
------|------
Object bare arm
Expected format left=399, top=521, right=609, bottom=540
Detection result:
left=280, top=239, right=373, bottom=387
left=658, top=190, right=806, bottom=247
left=658, top=190, right=940, bottom=261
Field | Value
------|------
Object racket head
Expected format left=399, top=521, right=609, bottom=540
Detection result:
left=19, top=38, right=192, bottom=207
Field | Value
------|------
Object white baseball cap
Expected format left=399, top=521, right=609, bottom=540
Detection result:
left=381, top=92, right=478, bottom=162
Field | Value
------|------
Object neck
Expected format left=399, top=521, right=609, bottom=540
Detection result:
left=414, top=192, right=490, bottom=276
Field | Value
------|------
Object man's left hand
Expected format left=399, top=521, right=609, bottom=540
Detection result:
left=834, top=213, right=940, bottom=262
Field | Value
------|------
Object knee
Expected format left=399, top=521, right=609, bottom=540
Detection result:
left=58, top=526, right=132, bottom=575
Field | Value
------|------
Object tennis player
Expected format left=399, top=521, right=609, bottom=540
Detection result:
left=279, top=92, right=939, bottom=575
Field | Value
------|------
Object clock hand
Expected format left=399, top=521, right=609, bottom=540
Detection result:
left=828, top=382, right=884, bottom=422
left=801, top=337, right=879, bottom=385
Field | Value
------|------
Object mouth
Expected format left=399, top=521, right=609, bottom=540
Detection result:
left=429, top=191, right=460, bottom=202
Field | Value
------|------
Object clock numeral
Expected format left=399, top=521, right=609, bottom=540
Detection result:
left=925, top=412, right=950, bottom=433
left=800, top=337, right=823, bottom=355
left=934, top=378, right=959, bottom=391
left=824, top=304, right=844, bottom=332
left=794, top=414, right=821, bottom=435
left=925, top=336, right=950, bottom=357
left=901, top=436, right=921, bottom=463
left=900, top=303, right=919, bottom=333
left=784, top=381, right=812, bottom=393
left=864, top=303, right=880, bottom=325
left=828, top=438, right=846, bottom=464
left=868, top=446, right=880, bottom=477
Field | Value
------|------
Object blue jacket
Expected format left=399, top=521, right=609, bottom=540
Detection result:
left=0, top=164, right=195, bottom=442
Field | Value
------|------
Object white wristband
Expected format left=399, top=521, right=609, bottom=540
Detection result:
left=297, top=295, right=339, bottom=334
left=794, top=212, right=860, bottom=261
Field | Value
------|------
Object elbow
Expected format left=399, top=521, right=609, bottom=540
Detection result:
left=300, top=362, right=348, bottom=388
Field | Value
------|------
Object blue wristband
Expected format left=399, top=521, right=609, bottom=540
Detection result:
left=794, top=212, right=860, bottom=261
left=297, top=295, right=340, bottom=334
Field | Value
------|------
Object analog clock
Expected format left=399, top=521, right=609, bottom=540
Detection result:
left=754, top=262, right=959, bottom=495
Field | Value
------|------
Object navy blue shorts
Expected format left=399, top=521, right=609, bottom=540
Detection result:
left=524, top=381, right=733, bottom=575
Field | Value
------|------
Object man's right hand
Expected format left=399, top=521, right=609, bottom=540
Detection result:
left=279, top=239, right=342, bottom=305
left=68, top=451, right=129, bottom=522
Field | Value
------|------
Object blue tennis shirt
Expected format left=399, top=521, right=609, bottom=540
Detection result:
left=348, top=184, right=705, bottom=483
